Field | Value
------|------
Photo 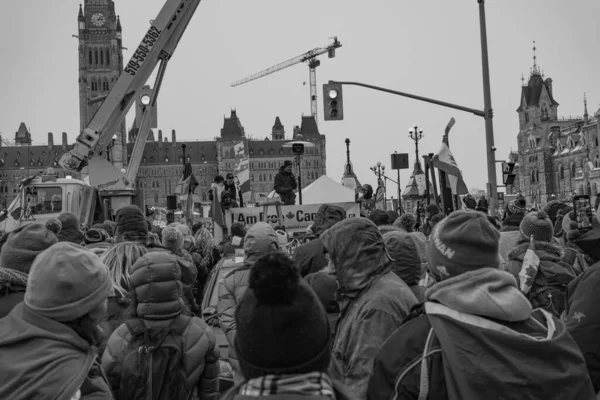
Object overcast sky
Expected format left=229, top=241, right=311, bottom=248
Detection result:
left=1, top=0, right=598, bottom=192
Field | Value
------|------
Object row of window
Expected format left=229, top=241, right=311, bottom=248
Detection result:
left=250, top=170, right=319, bottom=183
left=88, top=47, right=111, bottom=68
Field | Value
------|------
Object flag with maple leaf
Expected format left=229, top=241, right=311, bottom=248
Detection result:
left=432, top=142, right=469, bottom=195
left=518, top=236, right=540, bottom=294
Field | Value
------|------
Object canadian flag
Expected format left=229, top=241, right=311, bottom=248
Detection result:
left=432, top=142, right=469, bottom=195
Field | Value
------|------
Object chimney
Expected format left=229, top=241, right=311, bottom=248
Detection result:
left=545, top=78, right=553, bottom=97
left=62, top=132, right=68, bottom=150
left=48, top=132, right=54, bottom=149
left=171, top=129, right=176, bottom=147
left=158, top=129, right=163, bottom=144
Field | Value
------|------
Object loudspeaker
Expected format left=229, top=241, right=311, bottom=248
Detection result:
left=166, top=195, right=177, bottom=210
left=391, top=153, right=409, bottom=170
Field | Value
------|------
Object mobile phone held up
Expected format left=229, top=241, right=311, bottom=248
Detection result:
left=573, top=194, right=593, bottom=231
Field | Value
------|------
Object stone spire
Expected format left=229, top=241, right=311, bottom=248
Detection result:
left=584, top=93, right=589, bottom=124
left=341, top=138, right=361, bottom=192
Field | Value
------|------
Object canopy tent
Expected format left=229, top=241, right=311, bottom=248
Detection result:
left=295, top=175, right=356, bottom=205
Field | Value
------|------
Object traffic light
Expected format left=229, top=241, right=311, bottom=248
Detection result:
left=323, top=83, right=343, bottom=121
left=502, top=161, right=516, bottom=185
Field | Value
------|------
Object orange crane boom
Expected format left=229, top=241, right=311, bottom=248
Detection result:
left=231, top=37, right=341, bottom=122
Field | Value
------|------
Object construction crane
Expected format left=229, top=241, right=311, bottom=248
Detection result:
left=231, top=37, right=342, bottom=123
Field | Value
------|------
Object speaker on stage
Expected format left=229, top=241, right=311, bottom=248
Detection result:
left=166, top=195, right=177, bottom=210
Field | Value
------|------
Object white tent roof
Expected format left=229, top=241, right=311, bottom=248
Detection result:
left=295, top=175, right=356, bottom=205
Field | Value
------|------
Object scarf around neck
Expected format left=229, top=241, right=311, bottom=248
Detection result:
left=239, top=372, right=336, bottom=399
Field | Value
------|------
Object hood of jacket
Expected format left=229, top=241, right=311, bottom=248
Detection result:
left=320, top=217, right=390, bottom=296
left=383, top=231, right=421, bottom=286
left=243, top=222, right=280, bottom=265
left=312, top=204, right=346, bottom=237
left=0, top=303, right=97, bottom=400
left=426, top=268, right=532, bottom=322
left=508, top=240, right=562, bottom=262
left=130, top=252, right=185, bottom=320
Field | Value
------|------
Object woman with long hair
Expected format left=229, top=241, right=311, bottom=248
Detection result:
left=98, top=242, right=148, bottom=351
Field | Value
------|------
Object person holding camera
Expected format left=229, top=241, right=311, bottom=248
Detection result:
left=273, top=160, right=297, bottom=205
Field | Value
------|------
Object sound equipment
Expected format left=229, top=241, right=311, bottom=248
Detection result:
left=166, top=195, right=177, bottom=210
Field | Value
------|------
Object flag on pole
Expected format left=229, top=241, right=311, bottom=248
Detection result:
left=232, top=140, right=251, bottom=204
left=518, top=236, right=540, bottom=294
left=432, top=142, right=469, bottom=195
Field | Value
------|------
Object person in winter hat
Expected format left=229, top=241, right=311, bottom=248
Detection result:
left=320, top=218, right=418, bottom=399
left=386, top=210, right=399, bottom=225
left=83, top=227, right=112, bottom=257
left=172, top=222, right=196, bottom=251
left=503, top=211, right=575, bottom=318
left=274, top=160, right=298, bottom=205
left=98, top=242, right=148, bottom=353
left=304, top=270, right=340, bottom=330
left=462, top=193, right=477, bottom=210
left=544, top=200, right=569, bottom=227
left=368, top=209, right=389, bottom=226
left=368, top=210, right=595, bottom=400
left=102, top=252, right=220, bottom=400
left=161, top=226, right=201, bottom=315
left=294, top=204, right=346, bottom=277
left=0, top=242, right=115, bottom=400
left=56, top=212, right=84, bottom=244
left=218, top=222, right=280, bottom=384
left=498, top=198, right=529, bottom=264
left=222, top=252, right=349, bottom=400
left=383, top=230, right=426, bottom=302
left=103, top=220, right=117, bottom=237
left=114, top=205, right=153, bottom=246
left=356, top=184, right=375, bottom=217
left=0, top=224, right=58, bottom=318
left=45, top=218, right=62, bottom=235
left=223, top=222, right=247, bottom=257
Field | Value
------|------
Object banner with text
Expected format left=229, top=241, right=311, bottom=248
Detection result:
left=226, top=202, right=360, bottom=233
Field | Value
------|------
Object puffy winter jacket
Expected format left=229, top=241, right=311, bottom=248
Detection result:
left=564, top=263, right=600, bottom=392
left=320, top=218, right=418, bottom=400
left=0, top=303, right=113, bottom=400
left=273, top=167, right=297, bottom=205
left=101, top=252, right=219, bottom=399
left=217, top=222, right=280, bottom=383
left=98, top=293, right=131, bottom=355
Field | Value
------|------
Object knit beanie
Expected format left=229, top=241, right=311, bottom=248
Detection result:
left=162, top=226, right=184, bottom=252
left=427, top=209, right=500, bottom=280
left=235, top=252, right=330, bottom=379
left=56, top=212, right=84, bottom=244
left=519, top=211, right=554, bottom=242
left=172, top=223, right=194, bottom=249
left=0, top=224, right=58, bottom=274
left=426, top=204, right=440, bottom=216
left=543, top=200, right=568, bottom=226
left=369, top=209, right=389, bottom=226
left=304, top=271, right=340, bottom=314
left=506, top=199, right=527, bottom=217
left=24, top=242, right=112, bottom=321
left=84, top=228, right=110, bottom=245
left=45, top=219, right=62, bottom=235
left=394, top=213, right=416, bottom=232
left=115, top=205, right=148, bottom=241
left=383, top=230, right=421, bottom=286
left=92, top=223, right=113, bottom=237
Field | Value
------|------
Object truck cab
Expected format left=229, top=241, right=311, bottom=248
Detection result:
left=0, top=176, right=103, bottom=233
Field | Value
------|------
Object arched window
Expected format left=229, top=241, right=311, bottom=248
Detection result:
left=525, top=112, right=529, bottom=123
left=100, top=49, right=104, bottom=65
left=95, top=48, right=98, bottom=65
left=595, top=156, right=600, bottom=169
left=531, top=170, right=535, bottom=183
left=106, top=48, right=110, bottom=67
left=571, top=163, right=576, bottom=178
left=154, top=193, right=159, bottom=204
left=559, top=164, right=564, bottom=179
left=251, top=174, right=254, bottom=182
left=536, top=169, right=539, bottom=183
left=91, top=78, right=97, bottom=91
left=103, top=79, right=109, bottom=91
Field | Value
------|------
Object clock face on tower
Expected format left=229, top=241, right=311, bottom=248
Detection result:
left=91, top=13, right=106, bottom=27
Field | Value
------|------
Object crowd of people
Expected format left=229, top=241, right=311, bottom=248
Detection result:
left=1, top=194, right=600, bottom=399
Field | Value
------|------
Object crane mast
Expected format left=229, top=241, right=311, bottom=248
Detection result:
left=59, top=0, right=203, bottom=194
left=231, top=37, right=341, bottom=123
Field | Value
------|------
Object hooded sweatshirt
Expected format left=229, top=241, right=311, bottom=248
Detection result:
left=294, top=204, right=346, bottom=277
left=0, top=303, right=112, bottom=400
left=383, top=230, right=426, bottom=302
left=320, top=218, right=418, bottom=400
left=368, top=268, right=595, bottom=400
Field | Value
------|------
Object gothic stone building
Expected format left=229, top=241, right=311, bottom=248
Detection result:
left=514, top=66, right=600, bottom=206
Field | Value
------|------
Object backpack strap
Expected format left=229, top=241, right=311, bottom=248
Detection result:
left=417, top=328, right=436, bottom=400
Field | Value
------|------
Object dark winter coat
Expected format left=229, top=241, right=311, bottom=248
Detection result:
left=499, top=212, right=524, bottom=232
left=221, top=379, right=351, bottom=400
left=101, top=252, right=220, bottom=400
left=563, top=262, right=600, bottom=392
left=368, top=268, right=595, bottom=400
left=320, top=218, right=418, bottom=400
left=0, top=303, right=113, bottom=400
left=273, top=167, right=297, bottom=205
left=294, top=205, right=346, bottom=277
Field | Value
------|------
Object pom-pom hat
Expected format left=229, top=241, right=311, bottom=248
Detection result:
left=234, top=252, right=330, bottom=379
left=519, top=211, right=554, bottom=242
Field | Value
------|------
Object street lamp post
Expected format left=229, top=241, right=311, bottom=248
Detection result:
left=409, top=125, right=424, bottom=164
left=370, top=162, right=387, bottom=210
